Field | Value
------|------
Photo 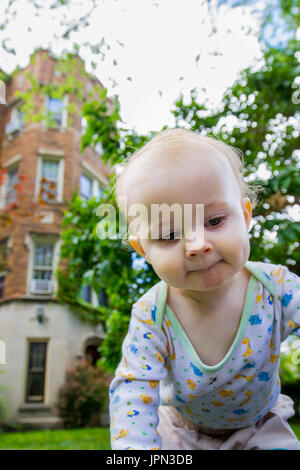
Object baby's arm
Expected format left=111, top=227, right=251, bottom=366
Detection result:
left=277, top=266, right=300, bottom=341
left=109, top=299, right=168, bottom=450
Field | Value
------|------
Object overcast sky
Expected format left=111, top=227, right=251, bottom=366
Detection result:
left=0, top=0, right=265, bottom=133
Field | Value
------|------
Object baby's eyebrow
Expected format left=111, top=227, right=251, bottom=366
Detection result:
left=203, top=199, right=229, bottom=207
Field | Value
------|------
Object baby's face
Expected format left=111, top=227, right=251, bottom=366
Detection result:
left=125, top=142, right=251, bottom=293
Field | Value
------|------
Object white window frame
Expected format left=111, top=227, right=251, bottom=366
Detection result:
left=44, top=94, right=68, bottom=131
left=34, top=151, right=64, bottom=204
left=80, top=161, right=104, bottom=201
left=26, top=234, right=61, bottom=297
left=0, top=155, right=21, bottom=209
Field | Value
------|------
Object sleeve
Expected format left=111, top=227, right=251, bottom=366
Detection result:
left=277, top=266, right=300, bottom=341
left=109, top=298, right=168, bottom=450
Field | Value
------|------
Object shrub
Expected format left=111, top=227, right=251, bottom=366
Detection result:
left=56, top=359, right=112, bottom=429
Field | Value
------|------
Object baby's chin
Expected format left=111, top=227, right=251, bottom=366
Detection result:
left=183, top=260, right=242, bottom=289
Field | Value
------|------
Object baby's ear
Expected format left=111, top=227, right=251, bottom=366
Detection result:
left=128, top=235, right=148, bottom=260
left=241, top=197, right=252, bottom=230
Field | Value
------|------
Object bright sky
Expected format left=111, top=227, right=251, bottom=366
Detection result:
left=0, top=0, right=264, bottom=133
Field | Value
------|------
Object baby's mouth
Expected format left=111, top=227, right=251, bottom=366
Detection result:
left=189, top=260, right=221, bottom=272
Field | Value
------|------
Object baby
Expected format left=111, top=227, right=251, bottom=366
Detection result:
left=109, top=128, right=300, bottom=450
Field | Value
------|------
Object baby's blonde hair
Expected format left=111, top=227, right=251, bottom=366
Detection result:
left=113, top=128, right=261, bottom=251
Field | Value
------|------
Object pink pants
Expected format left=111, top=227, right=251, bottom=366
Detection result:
left=157, top=394, right=300, bottom=450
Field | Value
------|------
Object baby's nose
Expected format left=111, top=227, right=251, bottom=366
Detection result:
left=185, top=233, right=212, bottom=258
left=187, top=246, right=212, bottom=257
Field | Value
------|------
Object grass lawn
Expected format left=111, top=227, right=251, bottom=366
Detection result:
left=0, top=427, right=111, bottom=450
left=0, top=424, right=299, bottom=450
left=292, top=423, right=300, bottom=441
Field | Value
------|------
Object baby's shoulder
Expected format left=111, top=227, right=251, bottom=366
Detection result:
left=132, top=280, right=162, bottom=322
left=248, top=260, right=298, bottom=293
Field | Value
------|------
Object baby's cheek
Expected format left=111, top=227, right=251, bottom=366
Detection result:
left=154, top=254, right=182, bottom=278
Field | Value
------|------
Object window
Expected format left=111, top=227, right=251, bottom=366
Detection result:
left=80, top=174, right=92, bottom=201
left=81, top=284, right=92, bottom=303
left=81, top=117, right=87, bottom=136
left=39, top=160, right=59, bottom=202
left=5, top=105, right=24, bottom=136
left=35, top=153, right=64, bottom=204
left=0, top=156, right=21, bottom=210
left=31, top=242, right=54, bottom=294
left=46, top=96, right=64, bottom=128
left=26, top=341, right=47, bottom=403
left=27, top=235, right=59, bottom=296
left=80, top=284, right=108, bottom=306
left=80, top=172, right=103, bottom=201
left=5, top=165, right=19, bottom=207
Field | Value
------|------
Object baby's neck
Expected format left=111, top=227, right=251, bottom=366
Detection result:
left=170, top=267, right=250, bottom=315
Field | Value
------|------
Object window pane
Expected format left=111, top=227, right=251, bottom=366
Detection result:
left=27, top=373, right=44, bottom=398
left=33, top=269, right=52, bottom=280
left=42, top=161, right=58, bottom=180
left=81, top=284, right=91, bottom=302
left=5, top=166, right=18, bottom=205
left=14, top=107, right=24, bottom=130
left=47, top=97, right=63, bottom=127
left=11, top=107, right=24, bottom=130
left=40, top=161, right=58, bottom=201
left=80, top=174, right=92, bottom=200
left=34, top=244, right=54, bottom=267
left=6, top=107, right=24, bottom=134
left=29, top=343, right=47, bottom=369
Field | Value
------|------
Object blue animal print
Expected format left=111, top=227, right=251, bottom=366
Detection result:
left=249, top=314, right=262, bottom=325
left=257, top=372, right=271, bottom=382
left=281, top=290, right=293, bottom=308
left=190, top=362, right=203, bottom=377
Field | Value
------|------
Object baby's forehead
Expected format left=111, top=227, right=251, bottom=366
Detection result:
left=123, top=143, right=237, bottom=194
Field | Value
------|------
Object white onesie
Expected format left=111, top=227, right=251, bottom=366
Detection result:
left=109, top=261, right=300, bottom=450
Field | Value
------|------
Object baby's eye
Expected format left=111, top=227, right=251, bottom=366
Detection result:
left=205, top=216, right=224, bottom=227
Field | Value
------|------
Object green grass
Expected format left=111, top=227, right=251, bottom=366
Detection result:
left=0, top=424, right=299, bottom=450
left=0, top=427, right=111, bottom=450
left=292, top=423, right=300, bottom=441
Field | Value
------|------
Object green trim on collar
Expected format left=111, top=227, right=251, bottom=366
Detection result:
left=244, top=261, right=275, bottom=297
left=156, top=280, right=168, bottom=328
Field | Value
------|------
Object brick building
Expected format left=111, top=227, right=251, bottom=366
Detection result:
left=0, top=49, right=113, bottom=428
